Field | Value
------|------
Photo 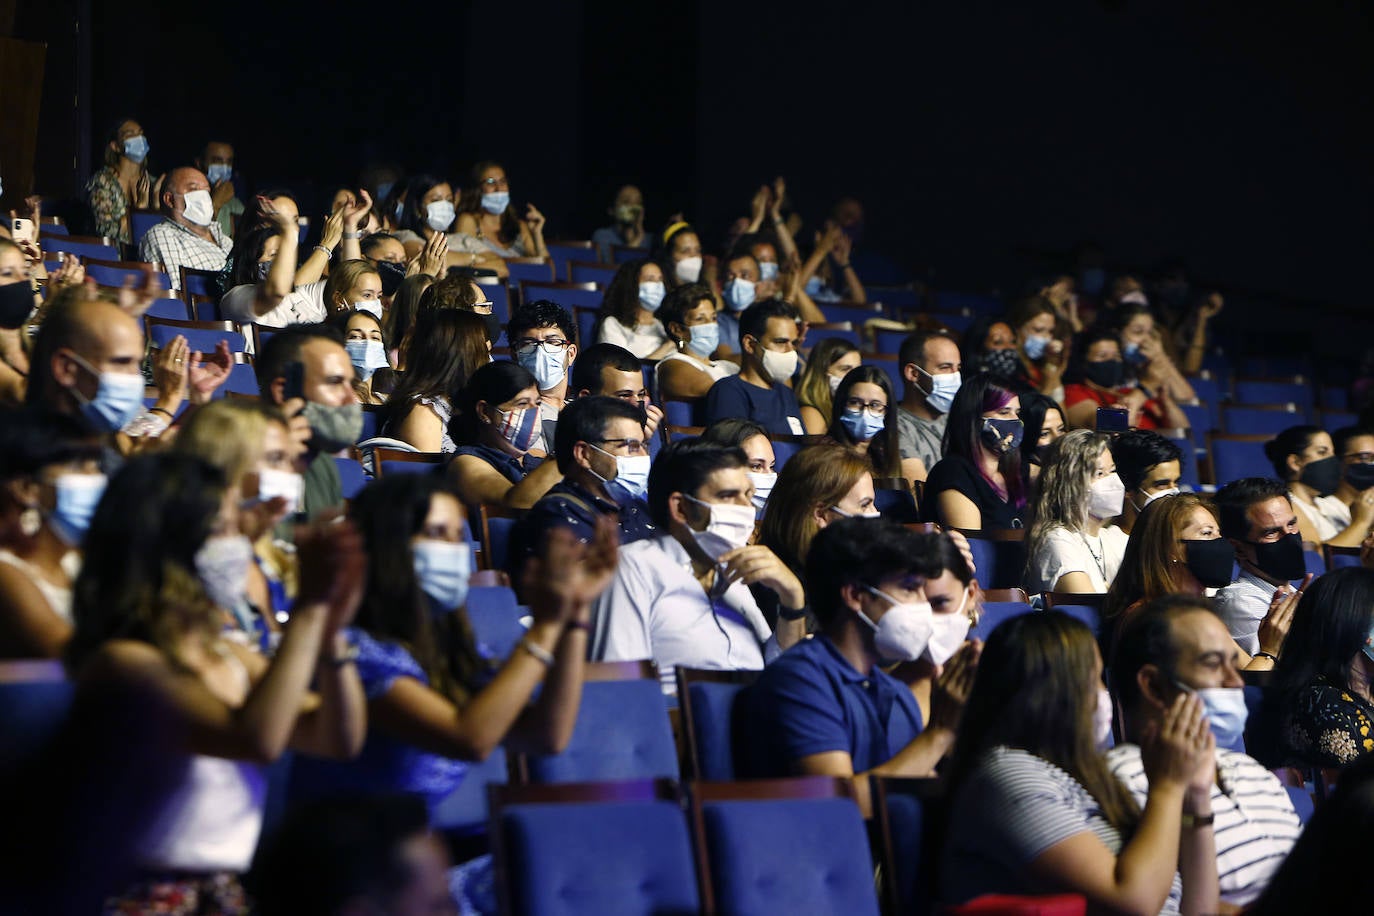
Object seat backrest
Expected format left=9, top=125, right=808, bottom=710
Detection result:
left=519, top=280, right=603, bottom=315
left=1178, top=402, right=1214, bottom=450
left=332, top=456, right=369, bottom=500
left=1222, top=404, right=1308, bottom=435
left=677, top=668, right=758, bottom=781
left=1324, top=545, right=1363, bottom=571
left=1233, top=378, right=1314, bottom=411
left=464, top=585, right=526, bottom=661
left=474, top=278, right=510, bottom=324
left=145, top=317, right=246, bottom=354
left=804, top=325, right=862, bottom=348
left=478, top=514, right=520, bottom=572
left=430, top=746, right=507, bottom=836
left=569, top=260, right=617, bottom=286
left=180, top=267, right=222, bottom=300
left=1162, top=432, right=1201, bottom=490
left=496, top=796, right=700, bottom=916
left=545, top=240, right=596, bottom=276
left=662, top=398, right=700, bottom=427
left=0, top=660, right=74, bottom=770
left=374, top=447, right=444, bottom=477
left=1049, top=603, right=1101, bottom=637
left=84, top=258, right=173, bottom=291
left=696, top=790, right=879, bottom=916
left=969, top=602, right=1034, bottom=640
left=505, top=258, right=555, bottom=285
left=943, top=894, right=1087, bottom=914
left=953, top=529, right=1027, bottom=590
left=143, top=296, right=190, bottom=321
left=131, top=210, right=160, bottom=248
left=871, top=776, right=947, bottom=915
left=42, top=234, right=119, bottom=261
left=1208, top=434, right=1274, bottom=487
left=610, top=244, right=645, bottom=264
left=520, top=679, right=679, bottom=783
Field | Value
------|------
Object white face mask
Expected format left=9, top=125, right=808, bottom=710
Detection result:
left=924, top=587, right=972, bottom=665
left=747, top=471, right=777, bottom=511
left=917, top=367, right=962, bottom=414
left=674, top=256, right=703, bottom=284
left=412, top=539, right=473, bottom=611
left=253, top=468, right=304, bottom=515
left=1087, top=472, right=1126, bottom=520
left=182, top=189, right=215, bottom=226
left=683, top=494, right=755, bottom=560
left=425, top=200, right=456, bottom=233
left=1094, top=686, right=1114, bottom=748
left=827, top=373, right=844, bottom=394
left=858, top=586, right=934, bottom=663
left=195, top=534, right=254, bottom=611
left=1132, top=486, right=1180, bottom=513
left=352, top=301, right=383, bottom=320
left=759, top=347, right=798, bottom=382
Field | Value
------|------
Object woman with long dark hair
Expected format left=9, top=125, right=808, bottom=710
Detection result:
left=380, top=309, right=490, bottom=453
left=592, top=258, right=674, bottom=359
left=454, top=161, right=548, bottom=261
left=942, top=611, right=1218, bottom=914
left=922, top=372, right=1027, bottom=529
left=827, top=365, right=922, bottom=483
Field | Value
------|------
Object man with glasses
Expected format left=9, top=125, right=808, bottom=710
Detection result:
left=505, top=395, right=656, bottom=589
left=1213, top=477, right=1312, bottom=658
left=703, top=300, right=805, bottom=436
left=506, top=300, right=578, bottom=456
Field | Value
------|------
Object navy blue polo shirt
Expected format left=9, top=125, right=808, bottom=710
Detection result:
left=703, top=374, right=803, bottom=437
left=742, top=634, right=923, bottom=777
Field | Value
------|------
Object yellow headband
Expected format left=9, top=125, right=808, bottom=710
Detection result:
left=662, top=221, right=690, bottom=244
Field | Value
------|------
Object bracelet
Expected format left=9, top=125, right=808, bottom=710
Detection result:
left=565, top=620, right=590, bottom=633
left=778, top=604, right=810, bottom=622
left=1254, top=651, right=1278, bottom=661
left=326, top=642, right=360, bottom=668
left=1180, top=812, right=1214, bottom=829
left=313, top=245, right=334, bottom=260
left=342, top=231, right=362, bottom=239
left=520, top=638, right=555, bottom=666
left=149, top=406, right=176, bottom=420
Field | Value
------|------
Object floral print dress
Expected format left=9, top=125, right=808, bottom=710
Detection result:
left=1280, top=676, right=1374, bottom=768
left=86, top=167, right=132, bottom=245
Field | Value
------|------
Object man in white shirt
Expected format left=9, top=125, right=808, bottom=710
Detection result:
left=1213, top=478, right=1311, bottom=658
left=1107, top=595, right=1302, bottom=909
left=587, top=438, right=806, bottom=691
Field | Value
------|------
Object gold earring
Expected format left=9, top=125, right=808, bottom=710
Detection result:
left=19, top=508, right=41, bottom=538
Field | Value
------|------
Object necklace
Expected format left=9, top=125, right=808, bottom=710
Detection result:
left=1079, top=530, right=1107, bottom=581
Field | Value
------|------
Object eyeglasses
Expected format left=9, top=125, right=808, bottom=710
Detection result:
left=515, top=338, right=570, bottom=354
left=844, top=398, right=887, bottom=417
left=480, top=176, right=510, bottom=188
left=594, top=437, right=647, bottom=455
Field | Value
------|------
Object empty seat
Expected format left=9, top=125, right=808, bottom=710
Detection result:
left=1208, top=434, right=1274, bottom=487
left=970, top=601, right=1034, bottom=640
left=144, top=317, right=247, bottom=355
left=518, top=280, right=602, bottom=315
left=569, top=261, right=616, bottom=286
left=953, top=529, right=1027, bottom=591
left=504, top=257, right=555, bottom=285
left=0, top=660, right=74, bottom=770
left=42, top=234, right=119, bottom=261
left=1222, top=404, right=1306, bottom=435
left=333, top=456, right=368, bottom=500
left=1233, top=378, right=1314, bottom=412
left=676, top=668, right=758, bottom=781
left=517, top=675, right=678, bottom=783
left=545, top=240, right=596, bottom=275
left=804, top=324, right=862, bottom=348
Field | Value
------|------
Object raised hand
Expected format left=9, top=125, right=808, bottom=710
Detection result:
left=522, top=515, right=620, bottom=626
left=295, top=515, right=367, bottom=635
left=280, top=397, right=314, bottom=469
left=258, top=196, right=297, bottom=235
left=750, top=185, right=769, bottom=222
left=341, top=189, right=373, bottom=230
left=115, top=262, right=163, bottom=318
left=188, top=339, right=234, bottom=405
left=1141, top=691, right=1213, bottom=791
left=717, top=544, right=805, bottom=610
left=319, top=207, right=345, bottom=251
left=770, top=177, right=786, bottom=218
left=418, top=228, right=448, bottom=277
left=1256, top=574, right=1311, bottom=659
left=524, top=203, right=546, bottom=235
left=152, top=335, right=190, bottom=403
left=135, top=172, right=152, bottom=209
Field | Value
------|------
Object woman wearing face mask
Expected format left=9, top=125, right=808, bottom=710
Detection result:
left=85, top=117, right=160, bottom=245
left=454, top=161, right=548, bottom=262
left=1332, top=425, right=1374, bottom=517
left=1266, top=425, right=1374, bottom=547
left=1025, top=430, right=1129, bottom=595
left=66, top=453, right=366, bottom=912
left=446, top=361, right=563, bottom=516
left=922, top=373, right=1027, bottom=530
left=380, top=309, right=490, bottom=454
left=1251, top=567, right=1374, bottom=772
left=1008, top=296, right=1067, bottom=401
left=218, top=205, right=309, bottom=329
left=701, top=418, right=777, bottom=516
left=961, top=316, right=1022, bottom=389
left=942, top=611, right=1218, bottom=915
left=395, top=174, right=508, bottom=278
left=287, top=473, right=617, bottom=914
left=829, top=366, right=925, bottom=486
left=1063, top=327, right=1189, bottom=431
left=659, top=222, right=707, bottom=289
left=318, top=259, right=384, bottom=319
left=592, top=184, right=649, bottom=261
left=796, top=338, right=861, bottom=435
left=383, top=273, right=436, bottom=371
left=1111, top=303, right=1197, bottom=403
left=1017, top=392, right=1067, bottom=485
left=655, top=283, right=739, bottom=404
left=0, top=409, right=103, bottom=658
left=592, top=258, right=675, bottom=359
left=328, top=309, right=391, bottom=405
left=174, top=401, right=306, bottom=647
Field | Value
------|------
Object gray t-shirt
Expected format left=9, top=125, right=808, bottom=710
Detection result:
left=942, top=746, right=1182, bottom=913
left=897, top=406, right=946, bottom=472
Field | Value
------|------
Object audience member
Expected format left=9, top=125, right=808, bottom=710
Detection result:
left=1332, top=424, right=1374, bottom=514
left=1107, top=595, right=1301, bottom=908
left=1111, top=429, right=1183, bottom=534
left=1110, top=302, right=1197, bottom=402
left=1024, top=430, right=1128, bottom=594
left=1213, top=477, right=1313, bottom=657
left=796, top=337, right=861, bottom=434
left=702, top=300, right=804, bottom=436
left=961, top=316, right=1020, bottom=388
left=138, top=167, right=233, bottom=291
left=506, top=300, right=579, bottom=456
left=587, top=438, right=807, bottom=688
left=568, top=342, right=663, bottom=442
left=700, top=418, right=776, bottom=513
left=592, top=184, right=649, bottom=260
left=455, top=161, right=548, bottom=261
left=65, top=453, right=367, bottom=910
left=0, top=408, right=102, bottom=657
left=195, top=140, right=244, bottom=239
left=330, top=308, right=391, bottom=404
left=218, top=202, right=310, bottom=327
left=654, top=282, right=739, bottom=404
left=659, top=221, right=704, bottom=287
left=716, top=249, right=763, bottom=353
left=380, top=309, right=489, bottom=453
left=1007, top=295, right=1066, bottom=400
left=1265, top=424, right=1373, bottom=546
left=86, top=118, right=157, bottom=245
left=1017, top=391, right=1066, bottom=483
left=942, top=611, right=1218, bottom=914
left=828, top=365, right=919, bottom=483
left=922, top=372, right=1026, bottom=529
left=593, top=258, right=674, bottom=359
left=743, top=521, right=979, bottom=813
left=896, top=330, right=961, bottom=477
left=384, top=273, right=436, bottom=370
left=1062, top=326, right=1189, bottom=431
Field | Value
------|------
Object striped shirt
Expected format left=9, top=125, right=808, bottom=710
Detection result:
left=942, top=746, right=1182, bottom=913
left=1106, top=744, right=1301, bottom=907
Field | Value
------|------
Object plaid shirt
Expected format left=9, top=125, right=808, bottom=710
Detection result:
left=138, top=218, right=232, bottom=290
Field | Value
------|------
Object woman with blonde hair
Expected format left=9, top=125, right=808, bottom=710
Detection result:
left=1024, top=430, right=1128, bottom=595
left=320, top=259, right=384, bottom=318
left=796, top=338, right=861, bottom=434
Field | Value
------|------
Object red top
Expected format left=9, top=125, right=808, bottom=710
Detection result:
left=1063, top=384, right=1163, bottom=430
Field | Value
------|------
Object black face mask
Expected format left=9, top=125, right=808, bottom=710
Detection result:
left=481, top=312, right=503, bottom=345
left=375, top=259, right=407, bottom=297
left=1347, top=462, right=1374, bottom=492
left=1182, top=538, right=1236, bottom=589
left=0, top=280, right=33, bottom=329
left=1246, top=531, right=1307, bottom=583
left=1299, top=456, right=1342, bottom=497
left=1083, top=359, right=1125, bottom=389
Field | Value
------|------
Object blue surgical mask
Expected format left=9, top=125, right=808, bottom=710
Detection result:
left=686, top=322, right=720, bottom=358
left=346, top=339, right=390, bottom=380
left=1176, top=681, right=1249, bottom=752
left=413, top=539, right=473, bottom=612
left=123, top=135, right=149, bottom=164
left=67, top=352, right=146, bottom=434
left=638, top=281, right=666, bottom=312
left=50, top=473, right=107, bottom=546
left=589, top=444, right=651, bottom=503
left=918, top=368, right=961, bottom=414
left=724, top=278, right=756, bottom=312
left=481, top=191, right=510, bottom=215
left=840, top=408, right=885, bottom=442
left=804, top=276, right=823, bottom=296
left=517, top=343, right=567, bottom=391
left=758, top=261, right=780, bottom=282
left=206, top=163, right=232, bottom=185
left=1022, top=334, right=1051, bottom=360
left=425, top=200, right=455, bottom=233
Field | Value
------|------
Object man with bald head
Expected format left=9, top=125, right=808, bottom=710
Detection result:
left=26, top=297, right=148, bottom=439
left=138, top=166, right=233, bottom=291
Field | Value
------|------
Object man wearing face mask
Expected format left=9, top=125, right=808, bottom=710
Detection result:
left=897, top=331, right=962, bottom=476
left=742, top=520, right=980, bottom=805
left=1213, top=478, right=1315, bottom=658
left=1112, top=430, right=1184, bottom=534
left=703, top=300, right=805, bottom=436
left=507, top=300, right=578, bottom=457
left=194, top=140, right=244, bottom=240
left=505, top=397, right=657, bottom=591
left=256, top=324, right=362, bottom=519
left=587, top=439, right=807, bottom=690
left=714, top=252, right=762, bottom=355
left=138, top=167, right=233, bottom=292
left=1108, top=595, right=1302, bottom=909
